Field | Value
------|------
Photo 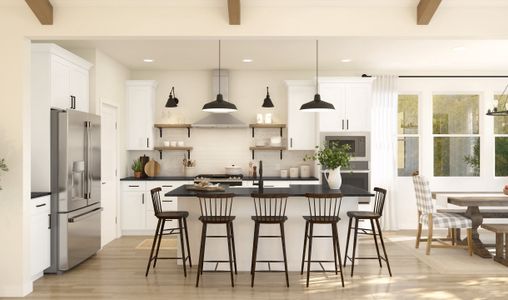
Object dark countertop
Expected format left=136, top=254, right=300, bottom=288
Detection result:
left=31, top=192, right=51, bottom=199
left=165, top=183, right=373, bottom=198
left=120, top=176, right=319, bottom=181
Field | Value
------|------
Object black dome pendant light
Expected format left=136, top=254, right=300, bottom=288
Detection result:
left=165, top=86, right=179, bottom=108
left=262, top=86, right=274, bottom=108
left=300, top=40, right=335, bottom=112
left=202, top=40, right=238, bottom=113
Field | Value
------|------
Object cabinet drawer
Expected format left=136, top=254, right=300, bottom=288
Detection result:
left=121, top=181, right=146, bottom=192
left=31, top=196, right=51, bottom=216
left=161, top=198, right=178, bottom=211
left=146, top=181, right=191, bottom=191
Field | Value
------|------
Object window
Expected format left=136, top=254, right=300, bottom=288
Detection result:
left=433, top=94, right=480, bottom=176
left=397, top=95, right=419, bottom=176
left=494, top=95, right=508, bottom=176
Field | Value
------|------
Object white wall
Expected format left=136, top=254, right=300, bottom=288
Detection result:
left=395, top=77, right=508, bottom=229
left=128, top=70, right=318, bottom=176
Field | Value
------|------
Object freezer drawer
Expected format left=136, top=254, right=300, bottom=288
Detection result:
left=58, top=203, right=102, bottom=271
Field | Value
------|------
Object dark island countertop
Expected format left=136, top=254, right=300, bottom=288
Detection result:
left=31, top=192, right=51, bottom=199
left=121, top=176, right=318, bottom=181
left=165, top=184, right=373, bottom=198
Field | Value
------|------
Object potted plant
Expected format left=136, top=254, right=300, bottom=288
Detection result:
left=131, top=159, right=143, bottom=179
left=304, top=144, right=351, bottom=189
left=0, top=158, right=8, bottom=190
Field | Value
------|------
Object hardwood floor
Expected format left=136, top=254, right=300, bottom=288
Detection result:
left=15, top=232, right=508, bottom=300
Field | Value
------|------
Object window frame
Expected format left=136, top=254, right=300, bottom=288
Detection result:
left=397, top=93, right=420, bottom=177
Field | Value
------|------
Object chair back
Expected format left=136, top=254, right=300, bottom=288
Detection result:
left=372, top=187, right=387, bottom=216
left=197, top=193, right=235, bottom=217
left=251, top=193, right=288, bottom=218
left=150, top=187, right=163, bottom=215
left=412, top=175, right=434, bottom=214
left=305, top=193, right=343, bottom=220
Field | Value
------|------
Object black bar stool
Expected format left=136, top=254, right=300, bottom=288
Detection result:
left=250, top=193, right=289, bottom=288
left=145, top=187, right=192, bottom=277
left=195, top=193, right=237, bottom=287
left=300, top=193, right=345, bottom=288
left=343, top=187, right=392, bottom=277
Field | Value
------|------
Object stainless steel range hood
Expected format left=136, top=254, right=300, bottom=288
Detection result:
left=192, top=113, right=247, bottom=128
left=193, top=69, right=247, bottom=128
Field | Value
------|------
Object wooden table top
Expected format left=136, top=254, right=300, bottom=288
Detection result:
left=448, top=195, right=508, bottom=207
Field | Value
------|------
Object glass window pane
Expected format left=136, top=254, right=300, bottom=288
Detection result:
left=398, top=95, right=418, bottom=134
left=398, top=137, right=419, bottom=176
left=493, top=95, right=508, bottom=134
left=433, top=95, right=479, bottom=134
left=495, top=137, right=508, bottom=176
left=434, top=137, right=480, bottom=176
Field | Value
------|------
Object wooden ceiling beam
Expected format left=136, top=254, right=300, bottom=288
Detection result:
left=25, top=0, right=53, bottom=25
left=228, top=0, right=241, bottom=25
left=417, top=0, right=442, bottom=25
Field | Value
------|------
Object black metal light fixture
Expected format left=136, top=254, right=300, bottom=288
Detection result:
left=262, top=86, right=274, bottom=108
left=202, top=40, right=238, bottom=113
left=300, top=40, right=335, bottom=112
left=165, top=86, right=179, bottom=108
left=487, top=83, right=508, bottom=116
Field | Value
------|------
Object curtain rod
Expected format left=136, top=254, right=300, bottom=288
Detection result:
left=361, top=74, right=508, bottom=78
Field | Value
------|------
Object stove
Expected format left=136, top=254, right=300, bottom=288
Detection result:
left=194, top=174, right=244, bottom=186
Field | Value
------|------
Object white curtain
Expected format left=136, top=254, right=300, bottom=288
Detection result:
left=371, top=75, right=399, bottom=230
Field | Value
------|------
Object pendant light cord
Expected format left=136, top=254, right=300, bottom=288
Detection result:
left=218, top=40, right=221, bottom=95
left=315, top=39, right=319, bottom=95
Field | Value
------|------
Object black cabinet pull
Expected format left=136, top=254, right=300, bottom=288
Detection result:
left=36, top=203, right=46, bottom=208
left=290, top=138, right=293, bottom=148
left=162, top=185, right=173, bottom=188
left=146, top=138, right=149, bottom=148
left=48, top=214, right=51, bottom=229
left=142, top=193, right=145, bottom=205
left=162, top=200, right=173, bottom=203
left=346, top=119, right=349, bottom=130
left=128, top=185, right=139, bottom=187
left=342, top=120, right=344, bottom=130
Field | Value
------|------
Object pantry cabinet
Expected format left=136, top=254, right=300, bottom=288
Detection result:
left=286, top=80, right=317, bottom=150
left=126, top=81, right=158, bottom=150
left=318, top=77, right=373, bottom=132
left=30, top=195, right=51, bottom=280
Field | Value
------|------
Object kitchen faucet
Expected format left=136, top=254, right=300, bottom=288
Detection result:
left=253, top=160, right=264, bottom=193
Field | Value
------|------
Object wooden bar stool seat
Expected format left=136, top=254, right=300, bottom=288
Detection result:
left=199, top=216, right=236, bottom=223
left=303, top=215, right=341, bottom=223
left=250, top=193, right=290, bottom=288
left=346, top=211, right=380, bottom=219
left=145, top=188, right=192, bottom=278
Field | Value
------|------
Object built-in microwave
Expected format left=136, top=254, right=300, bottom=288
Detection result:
left=325, top=135, right=368, bottom=160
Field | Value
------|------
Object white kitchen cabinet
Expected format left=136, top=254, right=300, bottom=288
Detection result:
left=121, top=191, right=146, bottom=231
left=286, top=80, right=317, bottom=150
left=126, top=81, right=158, bottom=150
left=318, top=77, right=373, bottom=132
left=32, top=43, right=92, bottom=112
left=30, top=195, right=51, bottom=280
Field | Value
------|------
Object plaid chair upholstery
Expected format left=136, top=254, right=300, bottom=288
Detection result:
left=413, top=175, right=472, bottom=228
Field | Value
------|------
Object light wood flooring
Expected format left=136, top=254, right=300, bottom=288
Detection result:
left=14, top=232, right=508, bottom=300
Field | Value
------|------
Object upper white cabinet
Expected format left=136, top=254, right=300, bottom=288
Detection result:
left=126, top=80, right=157, bottom=150
left=286, top=81, right=317, bottom=150
left=318, top=77, right=373, bottom=132
left=32, top=43, right=92, bottom=112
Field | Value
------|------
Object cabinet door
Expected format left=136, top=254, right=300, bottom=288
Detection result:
left=126, top=85, right=154, bottom=150
left=121, top=192, right=145, bottom=230
left=318, top=82, right=347, bottom=132
left=30, top=212, right=50, bottom=277
left=69, top=67, right=89, bottom=113
left=50, top=56, right=71, bottom=110
left=344, top=82, right=372, bottom=132
left=287, top=83, right=316, bottom=150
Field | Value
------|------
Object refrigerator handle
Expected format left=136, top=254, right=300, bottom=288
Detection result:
left=88, top=121, right=93, bottom=199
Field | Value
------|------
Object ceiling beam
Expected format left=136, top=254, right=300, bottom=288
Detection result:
left=227, top=0, right=241, bottom=25
left=417, top=0, right=441, bottom=25
left=25, top=0, right=53, bottom=25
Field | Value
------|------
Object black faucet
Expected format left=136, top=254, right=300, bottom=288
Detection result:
left=253, top=160, right=264, bottom=193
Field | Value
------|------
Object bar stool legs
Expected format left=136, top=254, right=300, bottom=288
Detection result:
left=196, top=223, right=207, bottom=287
left=226, top=222, right=235, bottom=287
left=376, top=219, right=392, bottom=276
left=306, top=222, right=314, bottom=287
left=280, top=223, right=290, bottom=288
left=145, top=219, right=162, bottom=276
left=300, top=221, right=309, bottom=275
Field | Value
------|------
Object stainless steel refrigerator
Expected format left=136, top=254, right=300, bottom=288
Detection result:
left=48, top=109, right=102, bottom=273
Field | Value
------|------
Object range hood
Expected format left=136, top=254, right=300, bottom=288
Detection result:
left=193, top=69, right=247, bottom=128
left=192, top=113, right=247, bottom=128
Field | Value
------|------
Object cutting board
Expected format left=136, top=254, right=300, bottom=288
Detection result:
left=144, top=159, right=160, bottom=177
left=186, top=185, right=225, bottom=192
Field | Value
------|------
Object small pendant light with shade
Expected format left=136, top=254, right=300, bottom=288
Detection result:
left=165, top=86, right=179, bottom=108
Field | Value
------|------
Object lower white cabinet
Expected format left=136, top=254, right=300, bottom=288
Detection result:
left=121, top=181, right=189, bottom=235
left=30, top=195, right=51, bottom=280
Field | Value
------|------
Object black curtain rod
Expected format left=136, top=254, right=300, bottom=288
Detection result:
left=361, top=74, right=508, bottom=78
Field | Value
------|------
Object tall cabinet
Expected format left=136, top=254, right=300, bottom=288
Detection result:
left=286, top=80, right=317, bottom=150
left=126, top=80, right=158, bottom=150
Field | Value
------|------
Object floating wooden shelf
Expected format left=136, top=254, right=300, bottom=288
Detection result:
left=249, top=123, right=286, bottom=137
left=154, top=124, right=192, bottom=138
left=154, top=146, right=193, bottom=159
left=249, top=146, right=287, bottom=160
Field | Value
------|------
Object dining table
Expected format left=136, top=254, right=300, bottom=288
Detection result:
left=443, top=193, right=508, bottom=258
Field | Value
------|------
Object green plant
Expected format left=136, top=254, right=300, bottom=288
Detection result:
left=0, top=158, right=8, bottom=190
left=131, top=159, right=142, bottom=172
left=464, top=140, right=480, bottom=176
left=304, top=144, right=352, bottom=170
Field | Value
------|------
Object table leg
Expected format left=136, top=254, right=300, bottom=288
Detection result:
left=464, top=206, right=492, bottom=258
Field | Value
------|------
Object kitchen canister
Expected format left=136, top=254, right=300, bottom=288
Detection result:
left=264, top=113, right=272, bottom=124
left=280, top=169, right=288, bottom=178
left=300, top=165, right=310, bottom=178
left=256, top=113, right=264, bottom=124
left=289, top=167, right=299, bottom=178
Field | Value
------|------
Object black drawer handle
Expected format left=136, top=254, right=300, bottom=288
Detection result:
left=128, top=185, right=140, bottom=187
left=36, top=203, right=47, bottom=208
left=162, top=185, right=173, bottom=188
left=162, top=200, right=173, bottom=203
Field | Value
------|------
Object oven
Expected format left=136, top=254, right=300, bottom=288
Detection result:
left=325, top=134, right=368, bottom=160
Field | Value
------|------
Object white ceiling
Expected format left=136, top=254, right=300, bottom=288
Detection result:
left=50, top=38, right=508, bottom=73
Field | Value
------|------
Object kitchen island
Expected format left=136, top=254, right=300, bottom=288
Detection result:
left=165, top=184, right=373, bottom=271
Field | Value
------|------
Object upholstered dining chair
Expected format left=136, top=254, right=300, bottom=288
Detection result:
left=412, top=175, right=473, bottom=255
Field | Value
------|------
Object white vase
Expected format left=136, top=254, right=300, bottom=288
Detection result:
left=184, top=166, right=196, bottom=178
left=324, top=167, right=342, bottom=189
